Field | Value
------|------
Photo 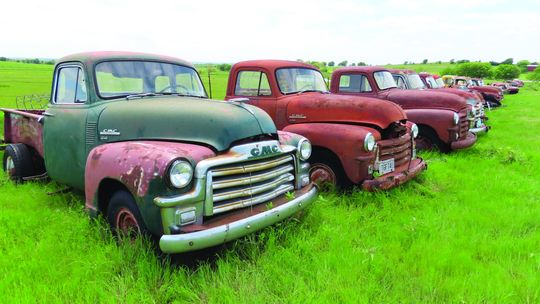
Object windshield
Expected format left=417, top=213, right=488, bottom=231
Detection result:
left=374, top=71, right=397, bottom=90
left=435, top=78, right=445, bottom=88
left=95, top=61, right=207, bottom=99
left=406, top=74, right=426, bottom=89
left=425, top=76, right=439, bottom=88
left=275, top=68, right=328, bottom=94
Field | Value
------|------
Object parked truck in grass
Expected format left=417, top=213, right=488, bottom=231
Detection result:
left=330, top=67, right=477, bottom=152
left=389, top=69, right=489, bottom=134
left=442, top=75, right=504, bottom=107
left=1, top=52, right=318, bottom=254
left=225, top=60, right=426, bottom=190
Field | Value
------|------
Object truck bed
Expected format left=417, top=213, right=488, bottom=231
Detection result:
left=1, top=108, right=45, bottom=156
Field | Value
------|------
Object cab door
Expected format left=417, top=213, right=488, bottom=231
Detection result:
left=229, top=70, right=277, bottom=119
left=42, top=63, right=89, bottom=190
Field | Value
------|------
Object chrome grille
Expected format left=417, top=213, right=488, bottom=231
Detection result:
left=209, top=154, right=295, bottom=214
left=378, top=133, right=412, bottom=169
left=458, top=109, right=469, bottom=138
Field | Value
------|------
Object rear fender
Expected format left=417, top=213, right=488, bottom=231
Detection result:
left=283, top=123, right=378, bottom=183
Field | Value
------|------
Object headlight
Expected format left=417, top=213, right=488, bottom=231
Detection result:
left=453, top=112, right=460, bottom=125
left=364, top=132, right=376, bottom=152
left=297, top=139, right=312, bottom=161
left=169, top=160, right=193, bottom=188
left=411, top=123, right=419, bottom=138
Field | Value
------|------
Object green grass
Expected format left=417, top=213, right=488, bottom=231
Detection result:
left=1, top=62, right=540, bottom=303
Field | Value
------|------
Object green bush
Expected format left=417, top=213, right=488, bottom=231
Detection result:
left=454, top=62, right=492, bottom=78
left=440, top=67, right=457, bottom=76
left=529, top=68, right=540, bottom=81
left=493, top=64, right=521, bottom=80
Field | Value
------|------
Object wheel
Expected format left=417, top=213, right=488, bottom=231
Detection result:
left=107, top=190, right=148, bottom=238
left=415, top=127, right=449, bottom=153
left=308, top=150, right=351, bottom=189
left=2, top=144, right=35, bottom=182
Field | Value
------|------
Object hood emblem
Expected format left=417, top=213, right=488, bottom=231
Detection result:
left=100, top=129, right=121, bottom=136
left=289, top=114, right=306, bottom=119
left=250, top=144, right=280, bottom=158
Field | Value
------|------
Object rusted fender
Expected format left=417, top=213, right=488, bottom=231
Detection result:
left=2, top=110, right=45, bottom=156
left=282, top=123, right=377, bottom=184
left=84, top=141, right=215, bottom=212
left=405, top=109, right=456, bottom=143
left=385, top=89, right=467, bottom=112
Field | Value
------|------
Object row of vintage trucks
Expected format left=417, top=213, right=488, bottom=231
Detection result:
left=1, top=52, right=493, bottom=254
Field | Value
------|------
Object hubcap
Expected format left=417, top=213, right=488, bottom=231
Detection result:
left=5, top=156, right=15, bottom=176
left=309, top=163, right=337, bottom=185
left=115, top=208, right=140, bottom=236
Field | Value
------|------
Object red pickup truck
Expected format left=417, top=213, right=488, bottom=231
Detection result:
left=390, top=69, right=489, bottom=134
left=330, top=67, right=477, bottom=152
left=225, top=60, right=427, bottom=190
left=443, top=76, right=504, bottom=107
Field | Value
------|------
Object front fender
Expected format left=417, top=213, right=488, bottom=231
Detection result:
left=405, top=109, right=456, bottom=143
left=84, top=141, right=215, bottom=217
left=283, top=123, right=378, bottom=183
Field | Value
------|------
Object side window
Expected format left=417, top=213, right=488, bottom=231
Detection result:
left=338, top=74, right=371, bottom=93
left=394, top=76, right=406, bottom=89
left=235, top=71, right=272, bottom=96
left=56, top=67, right=87, bottom=103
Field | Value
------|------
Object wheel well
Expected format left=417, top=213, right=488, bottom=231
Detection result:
left=311, top=146, right=341, bottom=166
left=97, top=179, right=131, bottom=215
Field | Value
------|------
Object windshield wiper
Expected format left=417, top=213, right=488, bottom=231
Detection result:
left=126, top=92, right=162, bottom=100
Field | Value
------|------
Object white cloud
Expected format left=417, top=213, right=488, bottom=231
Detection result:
left=0, top=0, right=538, bottom=64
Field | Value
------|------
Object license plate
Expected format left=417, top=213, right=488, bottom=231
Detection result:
left=378, top=158, right=395, bottom=175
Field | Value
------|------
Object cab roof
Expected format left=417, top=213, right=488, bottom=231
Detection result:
left=232, top=60, right=317, bottom=71
left=57, top=51, right=194, bottom=68
left=333, top=66, right=389, bottom=74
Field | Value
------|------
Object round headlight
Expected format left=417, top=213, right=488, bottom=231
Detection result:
left=297, top=139, right=312, bottom=161
left=364, top=132, right=376, bottom=152
left=169, top=160, right=193, bottom=188
left=411, top=123, right=419, bottom=138
left=453, top=112, right=460, bottom=125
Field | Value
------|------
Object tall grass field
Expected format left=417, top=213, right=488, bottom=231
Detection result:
left=1, top=61, right=539, bottom=303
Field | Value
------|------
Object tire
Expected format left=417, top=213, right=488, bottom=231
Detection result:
left=2, top=144, right=35, bottom=182
left=106, top=190, right=148, bottom=238
left=416, top=127, right=449, bottom=153
left=308, top=149, right=352, bottom=189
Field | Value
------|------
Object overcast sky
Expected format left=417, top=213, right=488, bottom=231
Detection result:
left=1, top=0, right=538, bottom=65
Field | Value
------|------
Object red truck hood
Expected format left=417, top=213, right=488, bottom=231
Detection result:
left=285, top=92, right=406, bottom=129
left=470, top=85, right=500, bottom=94
left=429, top=88, right=479, bottom=102
left=384, top=89, right=467, bottom=112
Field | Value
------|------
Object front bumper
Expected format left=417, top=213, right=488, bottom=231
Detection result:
left=362, top=158, right=427, bottom=191
left=159, top=184, right=318, bottom=254
left=469, top=125, right=490, bottom=134
left=450, top=132, right=477, bottom=150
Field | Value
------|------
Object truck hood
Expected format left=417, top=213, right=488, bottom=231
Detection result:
left=470, top=86, right=501, bottom=94
left=285, top=92, right=406, bottom=129
left=384, top=89, right=467, bottom=112
left=429, top=88, right=480, bottom=104
left=97, top=96, right=276, bottom=151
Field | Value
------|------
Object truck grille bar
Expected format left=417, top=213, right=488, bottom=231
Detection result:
left=378, top=133, right=412, bottom=168
left=208, top=154, right=296, bottom=214
left=458, top=109, right=469, bottom=138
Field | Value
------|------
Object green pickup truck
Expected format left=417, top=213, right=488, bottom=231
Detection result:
left=1, top=51, right=317, bottom=254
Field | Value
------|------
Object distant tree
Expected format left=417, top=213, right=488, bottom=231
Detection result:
left=449, top=59, right=455, bottom=64
left=435, top=60, right=442, bottom=64
left=531, top=61, right=538, bottom=65
left=338, top=60, right=348, bottom=66
left=516, top=60, right=530, bottom=72
left=456, top=59, right=470, bottom=64
left=489, top=61, right=500, bottom=66
left=321, top=61, right=327, bottom=66
left=500, top=58, right=513, bottom=65
left=493, top=64, right=521, bottom=80
left=357, top=62, right=367, bottom=66
left=217, top=63, right=232, bottom=71
left=403, top=61, right=408, bottom=65
left=350, top=63, right=356, bottom=66
left=422, top=59, right=428, bottom=64
left=328, top=61, right=335, bottom=67
left=455, top=62, right=492, bottom=78
left=0, top=57, right=7, bottom=61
